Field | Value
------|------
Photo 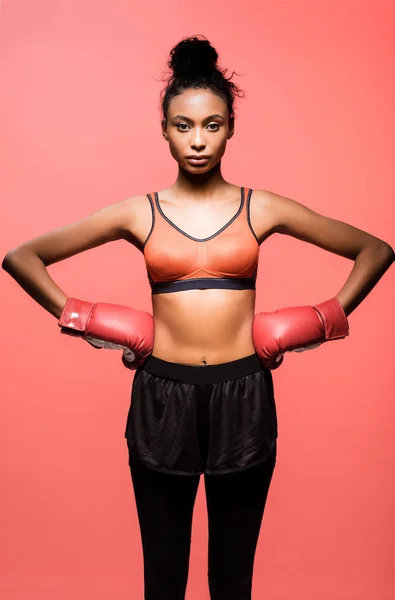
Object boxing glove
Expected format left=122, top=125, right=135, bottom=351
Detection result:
left=58, top=297, right=154, bottom=368
left=252, top=297, right=349, bottom=370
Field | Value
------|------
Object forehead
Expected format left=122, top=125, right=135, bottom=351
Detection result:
left=168, top=88, right=227, bottom=118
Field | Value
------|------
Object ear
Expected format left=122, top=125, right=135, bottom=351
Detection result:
left=228, top=116, right=235, bottom=139
left=161, top=119, right=169, bottom=141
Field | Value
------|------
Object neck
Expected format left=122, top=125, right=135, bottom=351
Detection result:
left=173, top=160, right=230, bottom=200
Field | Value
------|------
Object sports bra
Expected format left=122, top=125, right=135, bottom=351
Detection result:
left=143, top=186, right=260, bottom=295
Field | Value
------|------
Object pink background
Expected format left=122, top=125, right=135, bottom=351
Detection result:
left=1, top=1, right=394, bottom=598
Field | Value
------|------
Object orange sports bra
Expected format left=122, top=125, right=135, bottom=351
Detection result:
left=143, top=186, right=260, bottom=295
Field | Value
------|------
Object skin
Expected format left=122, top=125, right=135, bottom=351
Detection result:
left=2, top=88, right=394, bottom=366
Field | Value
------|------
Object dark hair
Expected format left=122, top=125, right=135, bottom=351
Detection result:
left=160, top=35, right=245, bottom=125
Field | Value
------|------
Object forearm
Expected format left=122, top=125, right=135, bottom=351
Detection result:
left=2, top=250, right=68, bottom=320
left=335, top=243, right=395, bottom=317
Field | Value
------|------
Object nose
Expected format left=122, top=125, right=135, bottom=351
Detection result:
left=191, top=128, right=206, bottom=150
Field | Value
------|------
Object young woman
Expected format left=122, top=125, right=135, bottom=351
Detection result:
left=3, top=35, right=394, bottom=600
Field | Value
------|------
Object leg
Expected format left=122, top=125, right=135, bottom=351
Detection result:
left=204, top=452, right=276, bottom=600
left=128, top=453, right=200, bottom=600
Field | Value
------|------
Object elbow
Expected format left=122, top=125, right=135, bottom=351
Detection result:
left=380, top=242, right=395, bottom=261
left=2, top=248, right=28, bottom=271
left=388, top=248, right=395, bottom=267
left=2, top=251, right=16, bottom=271
left=373, top=242, right=395, bottom=267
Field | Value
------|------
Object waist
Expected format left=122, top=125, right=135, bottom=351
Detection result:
left=141, top=352, right=263, bottom=384
left=150, top=292, right=256, bottom=365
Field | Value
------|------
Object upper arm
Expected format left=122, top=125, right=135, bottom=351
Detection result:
left=5, top=196, right=138, bottom=267
left=259, top=189, right=391, bottom=260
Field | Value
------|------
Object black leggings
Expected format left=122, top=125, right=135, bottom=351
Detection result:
left=128, top=448, right=276, bottom=600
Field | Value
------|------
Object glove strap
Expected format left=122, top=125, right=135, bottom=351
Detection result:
left=313, top=297, right=349, bottom=340
left=58, top=297, right=95, bottom=332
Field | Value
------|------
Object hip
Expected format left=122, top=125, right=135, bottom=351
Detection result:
left=124, top=352, right=278, bottom=475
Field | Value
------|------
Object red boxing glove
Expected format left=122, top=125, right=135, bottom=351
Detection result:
left=58, top=297, right=154, bottom=368
left=252, top=297, right=349, bottom=370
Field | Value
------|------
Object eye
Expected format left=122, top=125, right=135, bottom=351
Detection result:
left=176, top=123, right=220, bottom=131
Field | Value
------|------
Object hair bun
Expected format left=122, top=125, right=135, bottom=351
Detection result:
left=169, top=36, right=218, bottom=79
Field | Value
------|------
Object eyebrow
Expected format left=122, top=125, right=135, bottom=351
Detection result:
left=171, top=114, right=225, bottom=123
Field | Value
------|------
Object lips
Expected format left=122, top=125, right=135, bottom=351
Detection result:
left=186, top=156, right=210, bottom=165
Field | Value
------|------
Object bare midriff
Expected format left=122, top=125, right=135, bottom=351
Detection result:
left=151, top=288, right=256, bottom=365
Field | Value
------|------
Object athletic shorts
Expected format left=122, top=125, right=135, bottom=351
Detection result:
left=124, top=352, right=278, bottom=476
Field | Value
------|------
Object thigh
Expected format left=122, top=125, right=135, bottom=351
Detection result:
left=205, top=367, right=278, bottom=474
left=128, top=454, right=201, bottom=599
left=125, top=369, right=202, bottom=475
left=204, top=450, right=276, bottom=596
left=129, top=453, right=200, bottom=542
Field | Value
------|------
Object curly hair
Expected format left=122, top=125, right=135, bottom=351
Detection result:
left=159, top=35, right=245, bottom=125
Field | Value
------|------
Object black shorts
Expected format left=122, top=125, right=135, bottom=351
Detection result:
left=124, top=352, right=278, bottom=476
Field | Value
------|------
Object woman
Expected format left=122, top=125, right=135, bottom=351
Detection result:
left=2, top=35, right=394, bottom=600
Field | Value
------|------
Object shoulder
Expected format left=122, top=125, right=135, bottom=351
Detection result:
left=113, top=194, right=155, bottom=247
left=251, top=188, right=318, bottom=234
left=94, top=194, right=152, bottom=243
left=250, top=188, right=282, bottom=211
left=249, top=188, right=285, bottom=235
left=120, top=194, right=152, bottom=221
